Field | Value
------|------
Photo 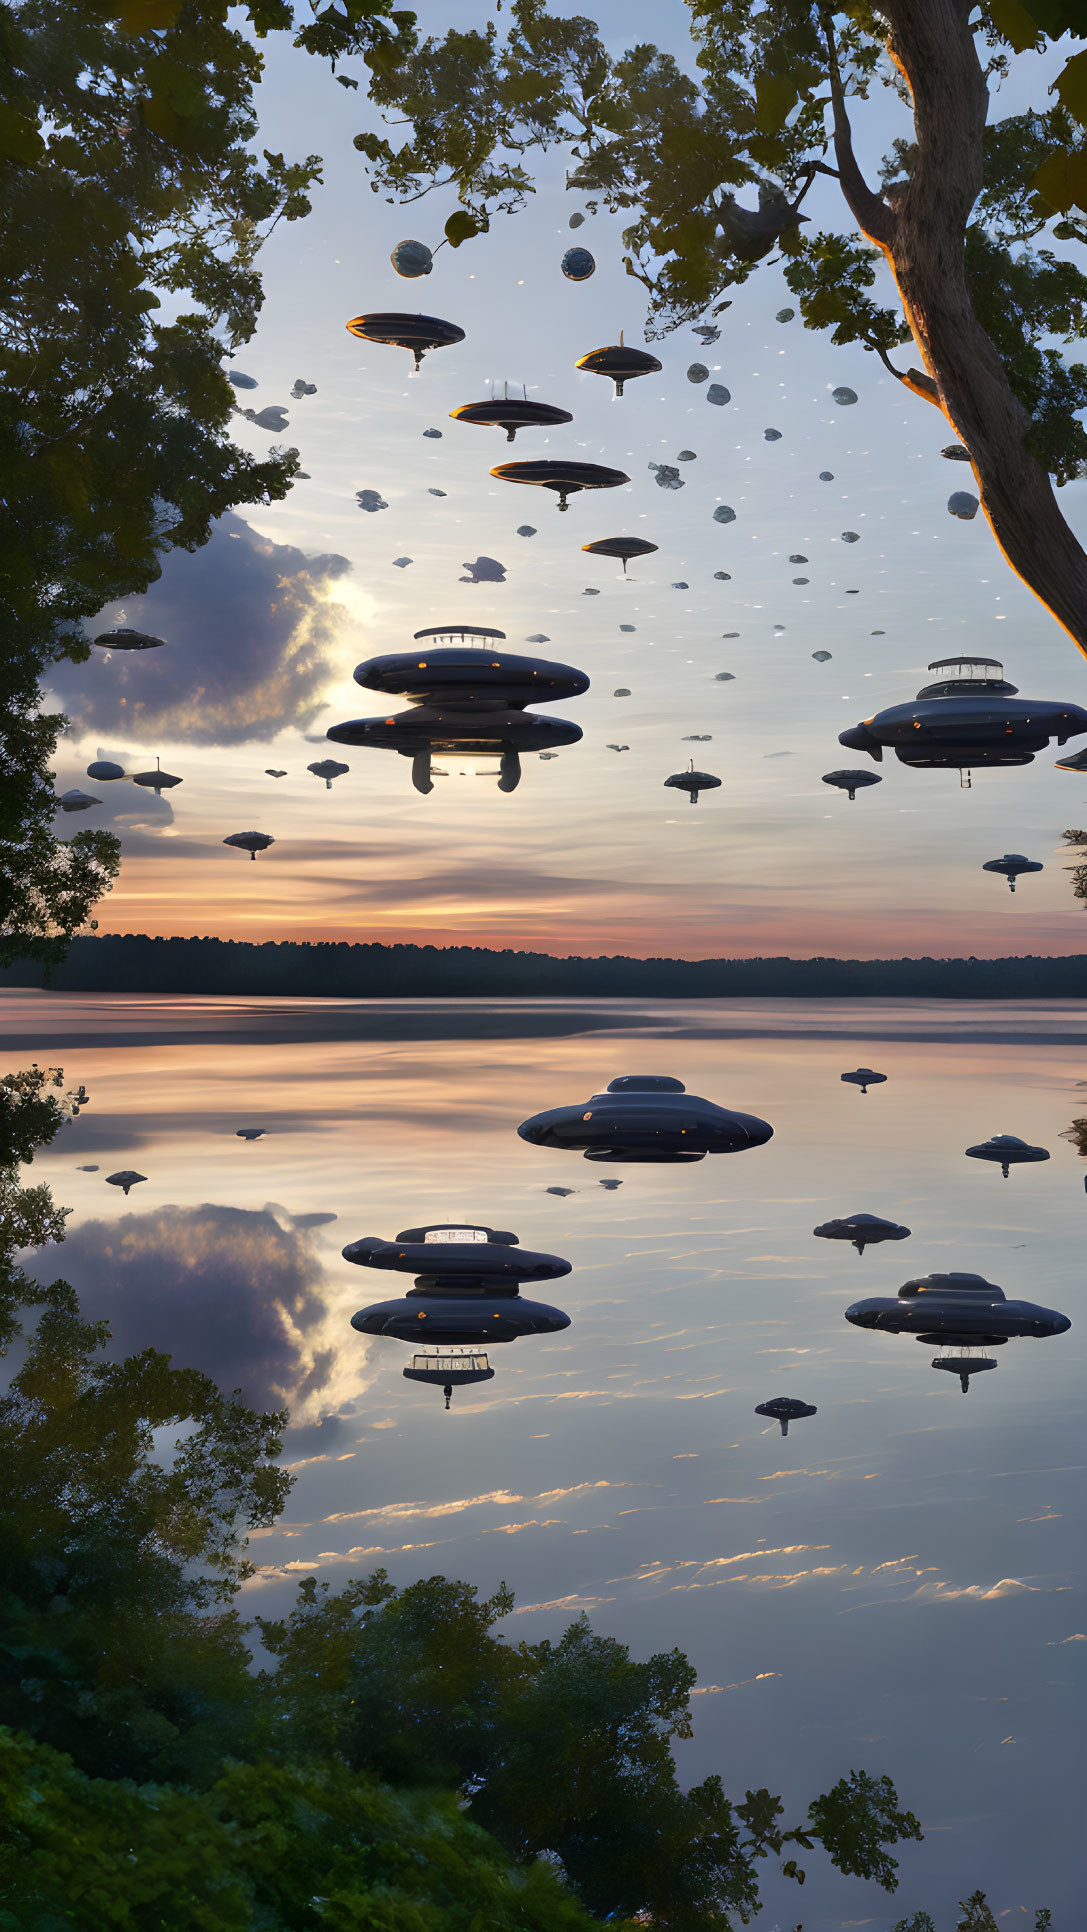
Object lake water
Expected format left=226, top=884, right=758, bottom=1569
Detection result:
left=6, top=993, right=1085, bottom=1927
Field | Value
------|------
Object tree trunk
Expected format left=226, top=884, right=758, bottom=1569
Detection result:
left=835, top=0, right=1087, bottom=663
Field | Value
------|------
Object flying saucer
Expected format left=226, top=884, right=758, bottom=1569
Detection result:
left=982, top=853, right=1043, bottom=893
left=965, top=1133, right=1049, bottom=1178
left=664, top=762, right=721, bottom=804
left=266, top=769, right=288, bottom=778
left=841, top=1068, right=886, bottom=1094
left=755, top=1397, right=817, bottom=1437
left=345, top=311, right=465, bottom=371
left=56, top=789, right=100, bottom=813
left=846, top=1273, right=1070, bottom=1367
left=223, top=831, right=275, bottom=860
left=839, top=656, right=1087, bottom=783
left=575, top=338, right=662, bottom=396
left=823, top=769, right=881, bottom=801
left=308, top=759, right=350, bottom=789
left=450, top=397, right=573, bottom=442
left=132, top=758, right=182, bottom=794
left=326, top=624, right=588, bottom=795
left=346, top=1223, right=571, bottom=1345
left=106, top=1170, right=146, bottom=1195
left=236, top=1128, right=264, bottom=1140
left=91, top=627, right=166, bottom=651
left=87, top=761, right=125, bottom=781
left=813, top=1212, right=911, bottom=1255
left=582, top=537, right=659, bottom=574
left=490, top=458, right=629, bottom=511
left=517, top=1074, right=773, bottom=1165
left=403, top=1350, right=495, bottom=1407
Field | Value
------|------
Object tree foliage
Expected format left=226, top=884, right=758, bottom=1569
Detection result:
left=257, top=1568, right=923, bottom=1925
left=1061, top=826, right=1087, bottom=906
left=0, top=1731, right=600, bottom=1932
left=1, top=0, right=417, bottom=963
left=0, top=1063, right=294, bottom=1786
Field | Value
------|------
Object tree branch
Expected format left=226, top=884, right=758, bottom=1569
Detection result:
left=874, top=341, right=940, bottom=402
left=818, top=9, right=897, bottom=247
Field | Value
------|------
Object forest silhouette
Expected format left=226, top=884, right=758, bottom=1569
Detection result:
left=3, top=935, right=1086, bottom=999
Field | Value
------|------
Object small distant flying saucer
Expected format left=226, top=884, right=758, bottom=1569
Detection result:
left=491, top=458, right=629, bottom=512
left=346, top=311, right=465, bottom=371
left=581, top=537, right=659, bottom=574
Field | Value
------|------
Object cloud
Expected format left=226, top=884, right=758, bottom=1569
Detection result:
left=52, top=785, right=176, bottom=836
left=48, top=514, right=351, bottom=745
left=513, top=1594, right=618, bottom=1615
left=907, top=1577, right=1043, bottom=1603
left=29, top=1203, right=331, bottom=1408
left=321, top=1489, right=525, bottom=1526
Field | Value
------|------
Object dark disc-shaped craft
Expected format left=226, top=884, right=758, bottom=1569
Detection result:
left=981, top=853, right=1043, bottom=892
left=132, top=763, right=182, bottom=793
left=575, top=342, right=663, bottom=396
left=491, top=459, right=629, bottom=512
left=813, top=1212, right=911, bottom=1255
left=342, top=1225, right=571, bottom=1284
left=352, top=1291, right=570, bottom=1346
left=582, top=537, right=659, bottom=574
left=755, top=1397, right=817, bottom=1437
left=223, top=831, right=274, bottom=860
left=450, top=399, right=573, bottom=442
left=91, top=627, right=166, bottom=651
left=518, top=1074, right=773, bottom=1165
left=841, top=1067, right=886, bottom=1093
left=839, top=654, right=1087, bottom=774
left=965, top=1133, right=1049, bottom=1177
left=350, top=644, right=589, bottom=706
left=345, top=311, right=465, bottom=370
left=822, top=769, right=882, bottom=801
left=846, top=1272, right=1070, bottom=1345
left=664, top=766, right=721, bottom=803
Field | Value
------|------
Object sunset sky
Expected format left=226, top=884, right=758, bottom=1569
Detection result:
left=46, top=4, right=1087, bottom=959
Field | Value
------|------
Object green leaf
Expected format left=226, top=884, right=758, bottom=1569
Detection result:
left=1054, top=48, right=1087, bottom=127
left=444, top=207, right=484, bottom=246
left=113, top=0, right=184, bottom=28
left=988, top=0, right=1046, bottom=51
left=1020, top=0, right=1086, bottom=31
left=0, top=104, right=45, bottom=164
left=755, top=70, right=799, bottom=131
left=1032, top=146, right=1087, bottom=211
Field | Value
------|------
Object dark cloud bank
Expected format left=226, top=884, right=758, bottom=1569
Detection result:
left=49, top=514, right=351, bottom=746
left=30, top=1203, right=333, bottom=1409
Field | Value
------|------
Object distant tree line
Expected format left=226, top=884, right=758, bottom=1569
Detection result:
left=0, top=1067, right=1052, bottom=1928
left=2, top=934, right=1086, bottom=999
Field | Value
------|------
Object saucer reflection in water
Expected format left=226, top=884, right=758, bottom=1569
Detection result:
left=518, top=1074, right=772, bottom=1165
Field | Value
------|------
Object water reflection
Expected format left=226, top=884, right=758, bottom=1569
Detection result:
left=9, top=992, right=1087, bottom=1922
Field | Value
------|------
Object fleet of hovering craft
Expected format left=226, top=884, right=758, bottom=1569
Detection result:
left=328, top=1070, right=1071, bottom=1414
left=71, top=231, right=1083, bottom=1427
left=67, top=250, right=1087, bottom=861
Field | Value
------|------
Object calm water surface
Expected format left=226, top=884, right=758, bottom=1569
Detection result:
left=7, top=994, right=1086, bottom=1926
